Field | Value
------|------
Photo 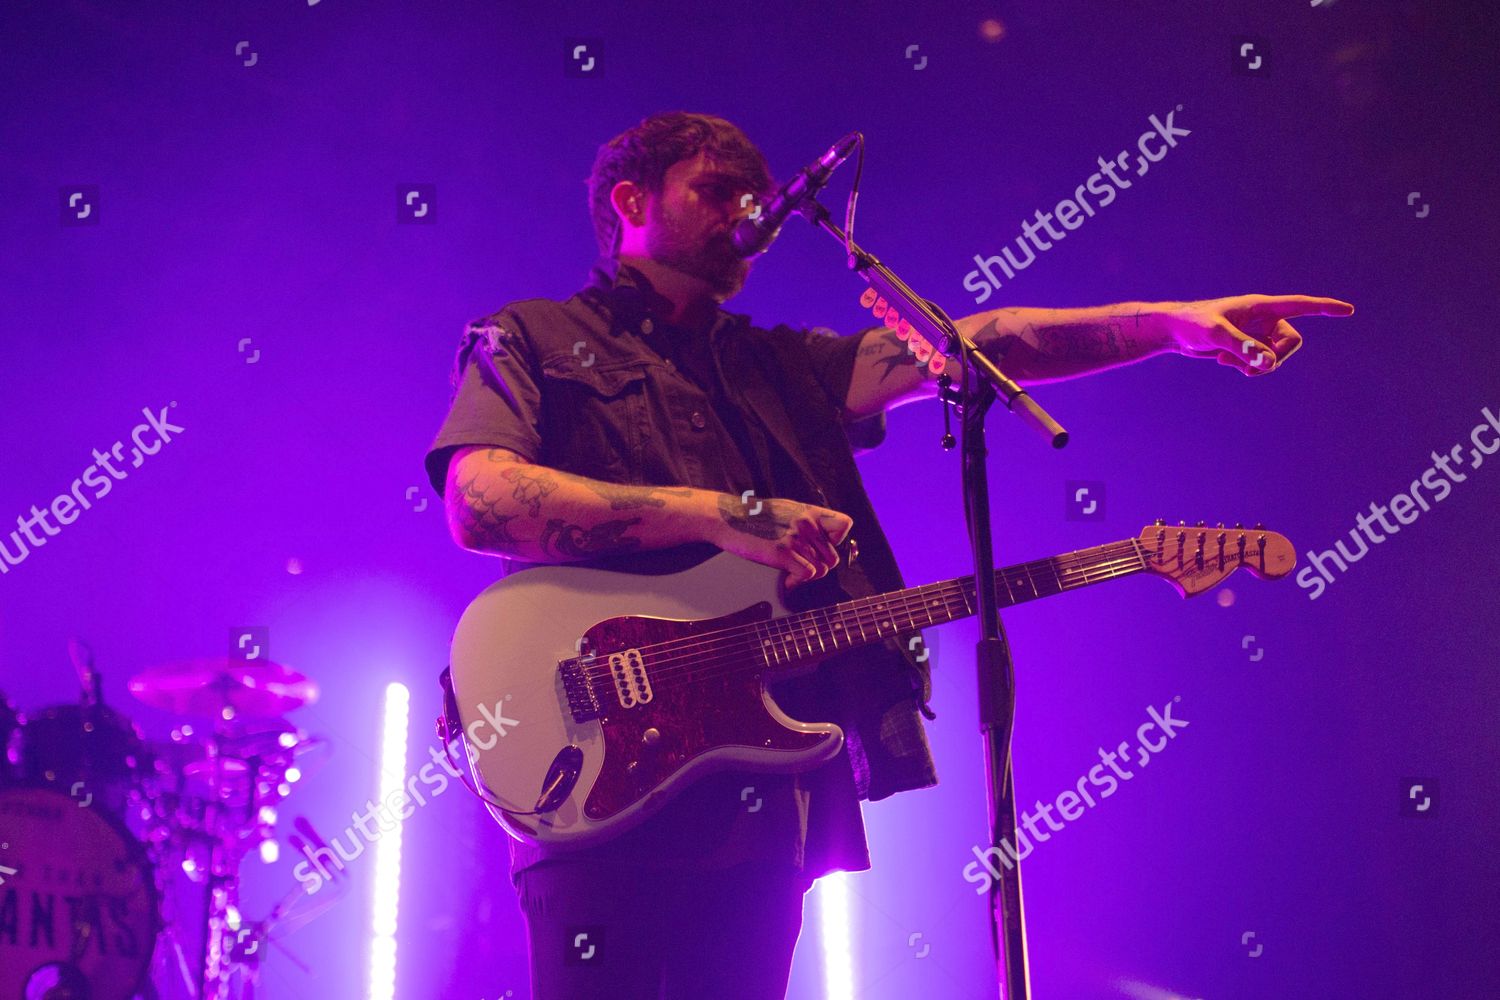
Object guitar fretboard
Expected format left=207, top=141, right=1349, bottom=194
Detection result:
left=600, top=539, right=1146, bottom=689
left=745, top=537, right=1145, bottom=668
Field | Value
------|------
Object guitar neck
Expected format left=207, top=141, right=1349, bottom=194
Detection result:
left=756, top=537, right=1148, bottom=667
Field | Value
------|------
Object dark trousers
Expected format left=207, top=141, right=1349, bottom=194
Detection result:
left=515, top=859, right=812, bottom=999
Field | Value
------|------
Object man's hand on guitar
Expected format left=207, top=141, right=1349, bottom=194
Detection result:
left=446, top=446, right=853, bottom=588
left=710, top=493, right=854, bottom=590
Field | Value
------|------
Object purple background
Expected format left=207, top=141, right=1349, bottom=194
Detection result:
left=3, top=1, right=1497, bottom=997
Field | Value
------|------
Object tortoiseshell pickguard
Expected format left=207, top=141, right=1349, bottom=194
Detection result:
left=577, top=603, right=834, bottom=821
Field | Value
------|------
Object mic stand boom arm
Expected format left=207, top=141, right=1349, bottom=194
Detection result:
left=801, top=197, right=1069, bottom=1000
left=798, top=198, right=1067, bottom=449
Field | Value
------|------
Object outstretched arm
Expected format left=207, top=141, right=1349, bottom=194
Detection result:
left=844, top=294, right=1354, bottom=417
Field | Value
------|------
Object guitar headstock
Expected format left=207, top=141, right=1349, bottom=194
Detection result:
left=1138, top=520, right=1296, bottom=597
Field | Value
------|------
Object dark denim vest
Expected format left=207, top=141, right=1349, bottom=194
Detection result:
left=453, top=259, right=937, bottom=800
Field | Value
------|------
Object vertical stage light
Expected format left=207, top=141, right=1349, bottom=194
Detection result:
left=819, top=872, right=855, bottom=998
left=369, top=682, right=411, bottom=1000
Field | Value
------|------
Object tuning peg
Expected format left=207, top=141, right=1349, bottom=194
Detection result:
left=1195, top=520, right=1205, bottom=528
left=1154, top=518, right=1165, bottom=526
left=1216, top=522, right=1224, bottom=529
left=1254, top=522, right=1265, bottom=531
left=1234, top=522, right=1244, bottom=529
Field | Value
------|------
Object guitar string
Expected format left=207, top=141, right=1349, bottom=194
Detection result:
left=658, top=551, right=1150, bottom=688
left=631, top=531, right=1258, bottom=676
left=614, top=557, right=1149, bottom=696
left=578, top=544, right=1147, bottom=689
left=577, top=544, right=1151, bottom=694
left=574, top=542, right=1141, bottom=685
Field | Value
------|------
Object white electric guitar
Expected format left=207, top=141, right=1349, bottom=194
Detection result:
left=447, top=521, right=1295, bottom=848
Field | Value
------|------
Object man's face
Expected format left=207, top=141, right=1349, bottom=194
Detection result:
left=640, top=151, right=763, bottom=299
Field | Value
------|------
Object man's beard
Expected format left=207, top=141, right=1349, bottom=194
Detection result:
left=646, top=204, right=750, bottom=298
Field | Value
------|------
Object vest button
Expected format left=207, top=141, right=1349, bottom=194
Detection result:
left=690, top=411, right=707, bottom=430
left=641, top=318, right=654, bottom=335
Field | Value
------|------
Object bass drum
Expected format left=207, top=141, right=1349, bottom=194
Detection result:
left=16, top=704, right=151, bottom=814
left=0, top=786, right=160, bottom=1000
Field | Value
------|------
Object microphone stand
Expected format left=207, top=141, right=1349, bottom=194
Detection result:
left=797, top=197, right=1068, bottom=1000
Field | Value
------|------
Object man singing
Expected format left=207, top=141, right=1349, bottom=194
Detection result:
left=424, top=111, right=1352, bottom=999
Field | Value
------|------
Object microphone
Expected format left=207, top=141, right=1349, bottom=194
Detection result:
left=732, top=132, right=860, bottom=258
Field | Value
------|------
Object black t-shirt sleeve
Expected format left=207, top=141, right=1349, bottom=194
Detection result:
left=423, top=313, right=544, bottom=497
left=797, top=323, right=866, bottom=412
left=764, top=323, right=888, bottom=453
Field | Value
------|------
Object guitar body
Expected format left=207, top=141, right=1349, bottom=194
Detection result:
left=447, top=521, right=1296, bottom=850
left=448, top=547, right=844, bottom=850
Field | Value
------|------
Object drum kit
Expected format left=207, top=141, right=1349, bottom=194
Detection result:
left=0, top=641, right=335, bottom=1000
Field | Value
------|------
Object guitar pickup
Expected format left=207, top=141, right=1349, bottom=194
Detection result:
left=608, top=648, right=653, bottom=709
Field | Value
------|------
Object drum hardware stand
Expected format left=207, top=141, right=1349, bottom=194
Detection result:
left=128, top=653, right=323, bottom=999
left=228, top=879, right=329, bottom=999
left=4, top=644, right=324, bottom=1000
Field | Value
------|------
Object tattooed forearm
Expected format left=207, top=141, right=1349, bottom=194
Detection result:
left=452, top=462, right=529, bottom=554
left=446, top=446, right=722, bottom=562
left=1020, top=315, right=1134, bottom=361
left=582, top=480, right=694, bottom=510
left=498, top=464, right=558, bottom=516
left=716, top=494, right=792, bottom=540
left=850, top=304, right=1166, bottom=412
left=478, top=513, right=524, bottom=551
left=539, top=517, right=644, bottom=558
left=862, top=330, right=953, bottom=383
left=974, top=306, right=1168, bottom=381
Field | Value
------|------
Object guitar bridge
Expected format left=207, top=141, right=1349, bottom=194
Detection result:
left=560, top=658, right=601, bottom=722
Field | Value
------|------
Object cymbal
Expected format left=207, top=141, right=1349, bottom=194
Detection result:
left=129, top=657, right=319, bottom=719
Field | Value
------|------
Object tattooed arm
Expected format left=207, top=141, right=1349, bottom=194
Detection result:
left=846, top=294, right=1354, bottom=414
left=444, top=445, right=853, bottom=585
left=954, top=304, right=1175, bottom=385
left=844, top=326, right=964, bottom=418
left=444, top=445, right=711, bottom=562
left=846, top=305, right=1170, bottom=416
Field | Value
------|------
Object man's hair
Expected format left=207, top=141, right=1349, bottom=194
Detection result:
left=587, top=111, right=773, bottom=256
